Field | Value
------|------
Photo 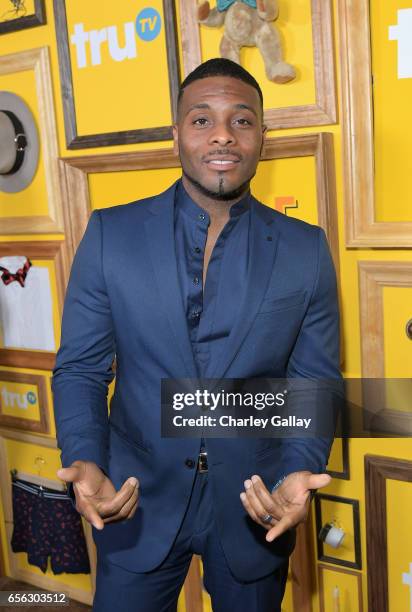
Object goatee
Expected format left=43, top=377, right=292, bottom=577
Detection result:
left=183, top=170, right=253, bottom=201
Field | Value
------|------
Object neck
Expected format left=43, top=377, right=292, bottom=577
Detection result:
left=181, top=175, right=249, bottom=224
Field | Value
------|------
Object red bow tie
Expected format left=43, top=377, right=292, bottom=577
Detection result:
left=0, top=258, right=32, bottom=287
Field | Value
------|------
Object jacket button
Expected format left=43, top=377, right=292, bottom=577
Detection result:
left=185, top=458, right=195, bottom=469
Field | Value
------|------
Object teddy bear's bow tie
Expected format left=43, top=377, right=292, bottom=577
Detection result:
left=217, top=0, right=257, bottom=12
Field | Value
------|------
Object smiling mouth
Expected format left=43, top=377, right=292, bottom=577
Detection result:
left=205, top=159, right=240, bottom=170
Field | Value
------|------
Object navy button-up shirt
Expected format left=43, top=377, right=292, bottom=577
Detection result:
left=174, top=180, right=251, bottom=379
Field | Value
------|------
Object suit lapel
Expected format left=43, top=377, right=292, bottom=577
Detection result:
left=207, top=198, right=279, bottom=379
left=144, top=182, right=198, bottom=378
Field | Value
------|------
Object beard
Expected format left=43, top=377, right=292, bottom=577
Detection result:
left=182, top=169, right=255, bottom=201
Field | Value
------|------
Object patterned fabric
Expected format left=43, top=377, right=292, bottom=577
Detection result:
left=217, top=0, right=257, bottom=11
left=0, top=257, right=31, bottom=287
left=10, top=478, right=90, bottom=575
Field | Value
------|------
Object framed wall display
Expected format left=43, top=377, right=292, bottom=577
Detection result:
left=0, top=0, right=46, bottom=35
left=0, top=370, right=49, bottom=434
left=59, top=133, right=339, bottom=272
left=326, top=437, right=350, bottom=480
left=359, top=261, right=412, bottom=434
left=0, top=241, right=67, bottom=370
left=54, top=0, right=180, bottom=149
left=318, top=563, right=363, bottom=612
left=0, top=47, right=64, bottom=235
left=0, top=434, right=95, bottom=605
left=179, top=0, right=337, bottom=131
left=315, top=493, right=361, bottom=570
left=365, top=454, right=412, bottom=612
left=339, top=0, right=412, bottom=246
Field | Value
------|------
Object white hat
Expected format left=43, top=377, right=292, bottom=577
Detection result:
left=0, top=91, right=39, bottom=193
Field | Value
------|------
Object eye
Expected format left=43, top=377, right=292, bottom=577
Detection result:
left=192, top=117, right=209, bottom=126
left=234, top=118, right=252, bottom=126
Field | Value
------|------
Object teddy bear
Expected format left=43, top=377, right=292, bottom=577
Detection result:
left=197, top=0, right=296, bottom=84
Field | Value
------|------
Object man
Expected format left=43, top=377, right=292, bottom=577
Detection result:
left=52, top=58, right=341, bottom=611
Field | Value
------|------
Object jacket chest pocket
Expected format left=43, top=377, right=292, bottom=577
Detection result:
left=257, top=291, right=306, bottom=315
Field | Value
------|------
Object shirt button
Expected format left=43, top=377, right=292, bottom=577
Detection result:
left=193, top=276, right=200, bottom=285
left=194, top=247, right=201, bottom=253
left=191, top=310, right=201, bottom=319
left=185, top=458, right=195, bottom=469
left=199, top=213, right=206, bottom=221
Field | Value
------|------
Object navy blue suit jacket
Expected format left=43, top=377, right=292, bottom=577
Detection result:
left=52, top=181, right=341, bottom=581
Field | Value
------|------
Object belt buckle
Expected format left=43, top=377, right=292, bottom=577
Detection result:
left=198, top=450, right=208, bottom=473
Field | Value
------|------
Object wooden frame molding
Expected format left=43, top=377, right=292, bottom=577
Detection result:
left=179, top=0, right=337, bottom=130
left=359, top=261, right=412, bottom=378
left=0, top=433, right=95, bottom=605
left=0, top=0, right=46, bottom=35
left=0, top=370, right=49, bottom=434
left=0, top=241, right=68, bottom=370
left=318, top=563, right=363, bottom=612
left=339, top=0, right=412, bottom=246
left=365, top=454, right=412, bottom=612
left=358, top=261, right=412, bottom=434
left=54, top=0, right=181, bottom=149
left=59, top=133, right=339, bottom=273
left=0, top=47, right=64, bottom=235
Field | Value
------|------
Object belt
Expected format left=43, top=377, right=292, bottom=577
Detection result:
left=198, top=449, right=208, bottom=472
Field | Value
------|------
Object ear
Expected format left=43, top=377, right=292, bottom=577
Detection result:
left=172, top=125, right=179, bottom=156
left=260, top=124, right=268, bottom=157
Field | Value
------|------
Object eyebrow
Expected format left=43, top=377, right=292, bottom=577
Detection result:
left=186, top=102, right=258, bottom=117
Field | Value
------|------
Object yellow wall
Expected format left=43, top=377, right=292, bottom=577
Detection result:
left=0, top=1, right=411, bottom=610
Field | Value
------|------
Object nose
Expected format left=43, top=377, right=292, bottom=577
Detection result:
left=208, top=121, right=236, bottom=146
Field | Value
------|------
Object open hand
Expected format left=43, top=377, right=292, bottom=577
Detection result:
left=240, top=471, right=331, bottom=542
left=57, top=460, right=139, bottom=531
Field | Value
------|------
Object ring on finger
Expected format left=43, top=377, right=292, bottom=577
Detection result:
left=261, top=513, right=274, bottom=524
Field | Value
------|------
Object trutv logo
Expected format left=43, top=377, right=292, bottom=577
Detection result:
left=389, top=9, right=412, bottom=79
left=71, top=7, right=162, bottom=68
left=1, top=384, right=37, bottom=410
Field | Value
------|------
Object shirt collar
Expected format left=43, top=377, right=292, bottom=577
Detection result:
left=176, top=179, right=251, bottom=222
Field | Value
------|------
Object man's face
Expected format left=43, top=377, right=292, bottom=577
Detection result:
left=173, top=76, right=266, bottom=201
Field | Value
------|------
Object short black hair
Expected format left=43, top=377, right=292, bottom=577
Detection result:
left=177, top=58, right=263, bottom=111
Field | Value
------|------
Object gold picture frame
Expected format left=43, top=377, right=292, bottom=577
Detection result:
left=59, top=133, right=339, bottom=271
left=0, top=47, right=64, bottom=235
left=358, top=261, right=412, bottom=435
left=179, top=0, right=337, bottom=130
left=0, top=370, right=49, bottom=434
left=338, top=0, right=412, bottom=246
left=0, top=241, right=68, bottom=370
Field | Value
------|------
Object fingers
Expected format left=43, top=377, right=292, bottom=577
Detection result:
left=240, top=476, right=279, bottom=529
left=103, top=486, right=139, bottom=523
left=266, top=515, right=294, bottom=543
left=306, top=473, right=331, bottom=490
left=74, top=475, right=139, bottom=529
left=96, top=477, right=139, bottom=519
left=57, top=464, right=84, bottom=483
left=250, top=475, right=280, bottom=514
left=240, top=491, right=270, bottom=527
left=81, top=501, right=105, bottom=531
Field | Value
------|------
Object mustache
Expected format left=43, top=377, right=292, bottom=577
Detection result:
left=202, top=149, right=243, bottom=162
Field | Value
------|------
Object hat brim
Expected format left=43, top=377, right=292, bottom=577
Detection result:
left=0, top=91, right=39, bottom=193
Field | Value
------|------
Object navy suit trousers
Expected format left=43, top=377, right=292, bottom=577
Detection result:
left=93, top=469, right=289, bottom=612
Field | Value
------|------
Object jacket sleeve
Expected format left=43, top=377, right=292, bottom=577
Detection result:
left=52, top=210, right=115, bottom=474
left=273, top=227, right=343, bottom=484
